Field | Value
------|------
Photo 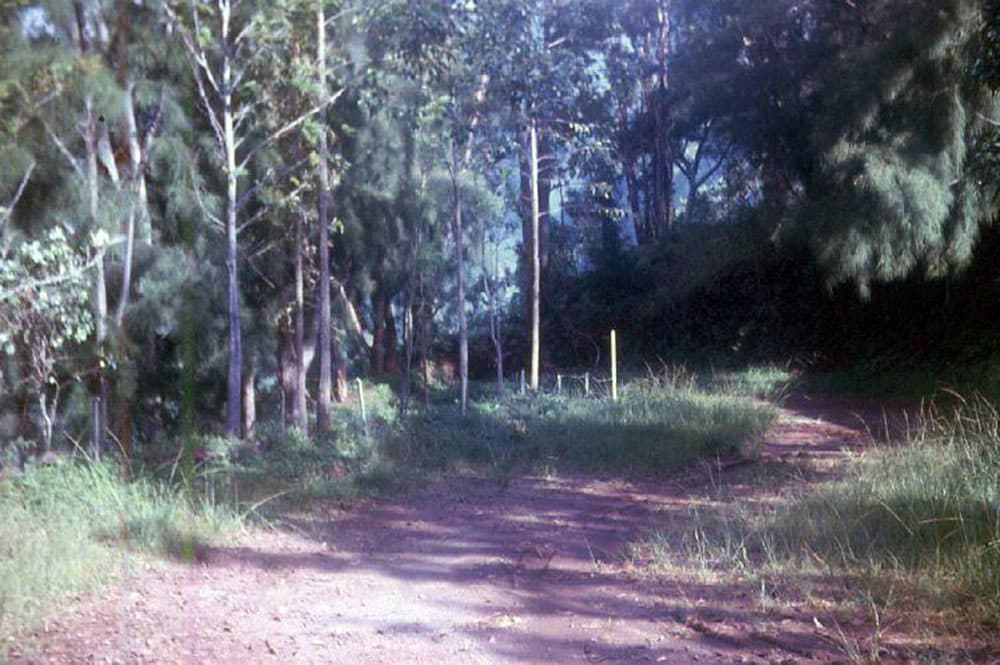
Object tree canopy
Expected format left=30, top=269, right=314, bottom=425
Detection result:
left=1, top=0, right=998, bottom=452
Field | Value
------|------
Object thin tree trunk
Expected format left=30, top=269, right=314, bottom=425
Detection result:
left=482, top=235, right=504, bottom=399
left=489, top=280, right=504, bottom=399
left=519, top=130, right=532, bottom=336
left=457, top=199, right=468, bottom=414
left=74, top=1, right=106, bottom=460
left=652, top=0, right=673, bottom=238
left=332, top=335, right=348, bottom=402
left=385, top=301, right=399, bottom=374
left=316, top=0, right=333, bottom=435
left=401, top=289, right=413, bottom=413
left=38, top=392, right=53, bottom=455
left=624, top=158, right=643, bottom=243
left=419, top=276, right=431, bottom=409
left=222, top=0, right=243, bottom=437
left=616, top=100, right=644, bottom=244
left=242, top=357, right=257, bottom=438
left=372, top=289, right=387, bottom=376
left=450, top=138, right=468, bottom=414
left=538, top=132, right=552, bottom=274
left=293, top=214, right=308, bottom=433
left=86, top=94, right=108, bottom=461
left=529, top=120, right=541, bottom=392
left=278, top=324, right=296, bottom=427
left=116, top=207, right=136, bottom=325
left=115, top=81, right=145, bottom=324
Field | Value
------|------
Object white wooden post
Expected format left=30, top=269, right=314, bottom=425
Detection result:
left=357, top=378, right=367, bottom=428
left=611, top=330, right=618, bottom=402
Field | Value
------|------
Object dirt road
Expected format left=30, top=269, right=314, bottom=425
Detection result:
left=12, top=403, right=918, bottom=664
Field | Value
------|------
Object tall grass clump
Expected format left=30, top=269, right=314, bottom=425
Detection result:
left=398, top=370, right=776, bottom=476
left=659, top=393, right=1000, bottom=622
left=772, top=395, right=1000, bottom=618
left=711, top=364, right=796, bottom=399
left=0, top=463, right=237, bottom=637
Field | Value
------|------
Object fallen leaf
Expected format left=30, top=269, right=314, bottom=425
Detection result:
left=495, top=614, right=524, bottom=628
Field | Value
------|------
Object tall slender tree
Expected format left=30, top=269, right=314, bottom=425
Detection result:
left=315, top=0, right=334, bottom=434
left=163, top=0, right=339, bottom=435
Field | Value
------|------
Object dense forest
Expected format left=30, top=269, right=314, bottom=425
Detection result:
left=3, top=2, right=1000, bottom=661
left=7, top=0, right=997, bottom=451
left=3, top=0, right=998, bottom=454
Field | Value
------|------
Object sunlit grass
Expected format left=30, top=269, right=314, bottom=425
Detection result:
left=397, top=370, right=777, bottom=478
left=634, top=393, right=1000, bottom=628
left=0, top=463, right=238, bottom=641
left=711, top=364, right=796, bottom=399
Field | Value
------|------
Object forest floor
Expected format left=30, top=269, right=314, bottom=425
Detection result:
left=8, top=397, right=991, bottom=664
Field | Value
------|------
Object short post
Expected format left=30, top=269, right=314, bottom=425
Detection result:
left=556, top=374, right=562, bottom=394
left=356, top=378, right=367, bottom=429
left=520, top=369, right=526, bottom=396
left=584, top=372, right=590, bottom=397
left=610, top=329, right=618, bottom=402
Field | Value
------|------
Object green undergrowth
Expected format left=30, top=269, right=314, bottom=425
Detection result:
left=0, top=463, right=237, bottom=641
left=635, top=393, right=1000, bottom=630
left=187, top=372, right=776, bottom=509
left=708, top=364, right=796, bottom=399
left=796, top=357, right=1000, bottom=401
left=394, top=371, right=776, bottom=478
left=181, top=383, right=409, bottom=512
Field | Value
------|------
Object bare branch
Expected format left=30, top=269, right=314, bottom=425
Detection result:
left=324, top=4, right=364, bottom=28
left=188, top=162, right=224, bottom=228
left=235, top=157, right=311, bottom=213
left=460, top=73, right=492, bottom=168
left=238, top=88, right=346, bottom=171
left=161, top=1, right=225, bottom=148
left=693, top=143, right=732, bottom=190
left=246, top=256, right=277, bottom=289
left=233, top=16, right=255, bottom=46
left=247, top=239, right=278, bottom=260
left=97, top=124, right=120, bottom=185
left=233, top=102, right=255, bottom=135
left=236, top=206, right=270, bottom=234
left=977, top=112, right=1000, bottom=128
left=332, top=276, right=364, bottom=340
left=189, top=0, right=223, bottom=95
left=0, top=162, right=36, bottom=232
left=41, top=120, right=84, bottom=178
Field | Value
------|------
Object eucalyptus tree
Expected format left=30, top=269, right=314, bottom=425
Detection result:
left=473, top=0, right=605, bottom=389
left=3, top=0, right=136, bottom=458
left=162, top=0, right=341, bottom=436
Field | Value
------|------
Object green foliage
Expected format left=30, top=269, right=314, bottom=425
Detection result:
left=0, top=228, right=92, bottom=388
left=707, top=0, right=998, bottom=289
left=398, top=374, right=776, bottom=475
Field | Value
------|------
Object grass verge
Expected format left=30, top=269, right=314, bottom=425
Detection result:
left=0, top=463, right=238, bottom=641
left=191, top=372, right=776, bottom=508
left=395, top=371, right=777, bottom=479
left=633, top=393, right=1000, bottom=643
